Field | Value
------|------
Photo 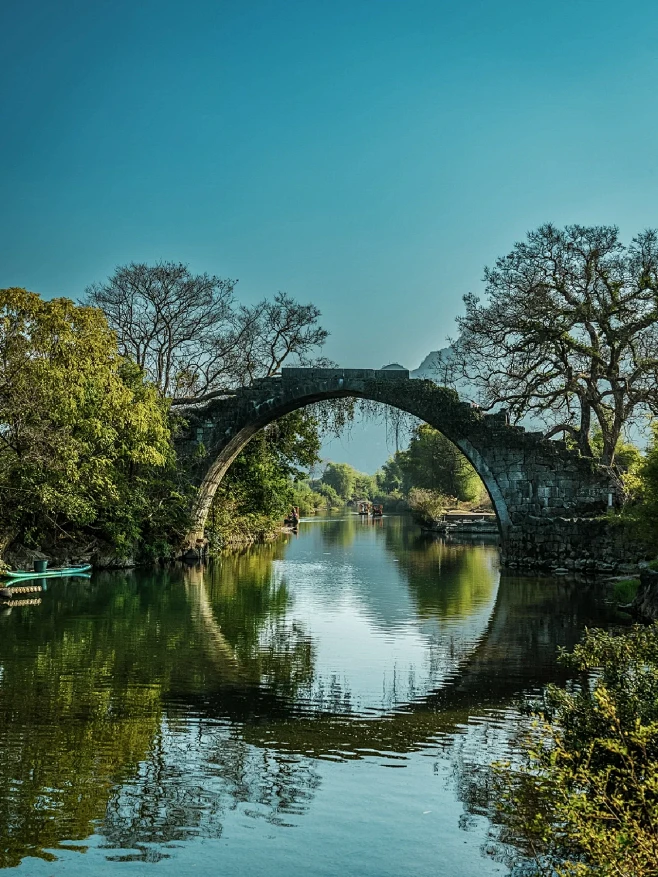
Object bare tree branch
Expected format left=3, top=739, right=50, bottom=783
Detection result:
left=451, top=224, right=658, bottom=465
left=86, top=264, right=329, bottom=401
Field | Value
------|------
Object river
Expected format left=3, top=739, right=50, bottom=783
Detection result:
left=0, top=514, right=612, bottom=875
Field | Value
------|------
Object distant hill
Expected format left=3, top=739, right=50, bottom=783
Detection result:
left=411, top=347, right=480, bottom=404
left=411, top=349, right=449, bottom=378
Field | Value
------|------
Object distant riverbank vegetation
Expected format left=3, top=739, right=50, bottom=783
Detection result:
left=377, top=423, right=490, bottom=524
left=287, top=423, right=491, bottom=524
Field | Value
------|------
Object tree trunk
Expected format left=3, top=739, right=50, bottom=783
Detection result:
left=577, top=400, right=593, bottom=457
left=601, top=427, right=620, bottom=466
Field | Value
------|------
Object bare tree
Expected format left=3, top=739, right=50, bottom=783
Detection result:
left=86, top=263, right=328, bottom=402
left=451, top=225, right=658, bottom=465
left=225, top=292, right=328, bottom=386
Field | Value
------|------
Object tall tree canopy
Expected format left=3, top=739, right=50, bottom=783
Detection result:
left=0, top=288, right=180, bottom=554
left=86, top=262, right=328, bottom=400
left=321, top=462, right=357, bottom=501
left=452, top=224, right=658, bottom=464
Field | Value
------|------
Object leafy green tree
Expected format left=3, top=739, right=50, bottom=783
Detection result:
left=396, top=424, right=481, bottom=502
left=0, top=288, right=181, bottom=556
left=589, top=428, right=641, bottom=482
left=376, top=456, right=404, bottom=495
left=315, top=482, right=342, bottom=508
left=291, top=481, right=323, bottom=514
left=493, top=625, right=658, bottom=876
left=321, top=462, right=357, bottom=501
left=354, top=471, right=376, bottom=499
left=292, top=479, right=344, bottom=514
left=619, top=422, right=658, bottom=546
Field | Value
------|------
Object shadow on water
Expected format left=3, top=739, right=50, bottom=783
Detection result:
left=0, top=516, right=615, bottom=871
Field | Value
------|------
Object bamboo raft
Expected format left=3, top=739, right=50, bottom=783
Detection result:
left=1, top=598, right=41, bottom=608
left=0, top=583, right=46, bottom=601
left=4, top=583, right=46, bottom=595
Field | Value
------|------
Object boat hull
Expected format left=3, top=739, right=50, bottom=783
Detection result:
left=2, top=565, right=92, bottom=581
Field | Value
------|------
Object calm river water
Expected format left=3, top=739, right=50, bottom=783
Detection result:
left=0, top=515, right=612, bottom=875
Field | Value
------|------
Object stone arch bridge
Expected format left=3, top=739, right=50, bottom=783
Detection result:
left=175, top=368, right=624, bottom=568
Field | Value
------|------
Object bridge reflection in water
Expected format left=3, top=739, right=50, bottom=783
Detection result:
left=0, top=516, right=611, bottom=874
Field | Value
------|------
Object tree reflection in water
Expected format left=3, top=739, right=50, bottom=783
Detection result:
left=437, top=573, right=615, bottom=872
left=0, top=548, right=317, bottom=867
left=102, top=726, right=321, bottom=860
left=0, top=520, right=614, bottom=872
left=383, top=524, right=499, bottom=620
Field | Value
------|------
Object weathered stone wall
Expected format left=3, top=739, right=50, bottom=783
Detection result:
left=503, top=516, right=650, bottom=573
left=175, top=369, right=627, bottom=566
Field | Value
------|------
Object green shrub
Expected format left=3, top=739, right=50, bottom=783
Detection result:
left=612, top=578, right=640, bottom=604
left=406, top=488, right=454, bottom=524
left=496, top=625, right=658, bottom=875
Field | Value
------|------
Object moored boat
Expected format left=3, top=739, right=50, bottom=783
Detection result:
left=1, top=564, right=92, bottom=581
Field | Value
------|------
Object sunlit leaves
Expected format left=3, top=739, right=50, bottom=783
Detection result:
left=0, top=288, right=185, bottom=553
left=495, top=625, right=658, bottom=876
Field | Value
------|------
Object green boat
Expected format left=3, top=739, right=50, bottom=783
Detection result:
left=1, top=564, right=92, bottom=581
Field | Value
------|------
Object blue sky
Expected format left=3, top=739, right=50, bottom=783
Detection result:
left=2, top=0, right=658, bottom=375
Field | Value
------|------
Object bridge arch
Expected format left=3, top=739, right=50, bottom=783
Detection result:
left=189, top=383, right=510, bottom=542
left=176, top=368, right=618, bottom=560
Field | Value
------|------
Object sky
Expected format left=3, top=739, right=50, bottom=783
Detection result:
left=2, top=0, right=658, bottom=468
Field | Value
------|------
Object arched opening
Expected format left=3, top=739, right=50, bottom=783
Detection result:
left=185, top=383, right=510, bottom=545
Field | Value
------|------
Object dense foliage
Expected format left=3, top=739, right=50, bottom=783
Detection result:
left=205, top=410, right=321, bottom=545
left=371, top=424, right=488, bottom=522
left=495, top=626, right=658, bottom=876
left=0, top=289, right=188, bottom=558
left=621, top=423, right=658, bottom=547
left=396, top=424, right=481, bottom=501
left=317, top=461, right=375, bottom=502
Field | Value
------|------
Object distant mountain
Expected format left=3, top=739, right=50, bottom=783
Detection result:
left=411, top=347, right=453, bottom=380
left=411, top=347, right=481, bottom=404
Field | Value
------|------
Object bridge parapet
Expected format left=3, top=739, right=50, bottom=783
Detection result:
left=281, top=367, right=410, bottom=382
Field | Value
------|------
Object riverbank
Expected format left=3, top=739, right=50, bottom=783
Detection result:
left=1, top=530, right=288, bottom=572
